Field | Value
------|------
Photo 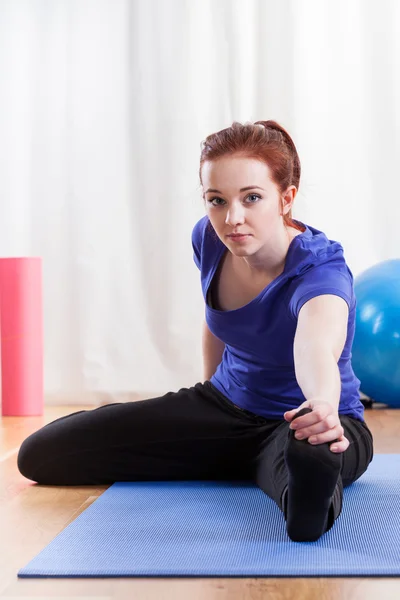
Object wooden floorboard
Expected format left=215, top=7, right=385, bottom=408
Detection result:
left=0, top=405, right=399, bottom=599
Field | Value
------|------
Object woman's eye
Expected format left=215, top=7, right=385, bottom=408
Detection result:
left=247, top=194, right=261, bottom=203
left=208, top=194, right=261, bottom=206
left=208, top=197, right=224, bottom=206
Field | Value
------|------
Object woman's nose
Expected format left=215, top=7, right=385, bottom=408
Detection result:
left=225, top=207, right=245, bottom=226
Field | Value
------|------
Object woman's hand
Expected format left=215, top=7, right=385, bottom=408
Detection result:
left=283, top=399, right=350, bottom=454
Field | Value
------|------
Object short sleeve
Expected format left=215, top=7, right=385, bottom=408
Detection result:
left=288, top=259, right=354, bottom=320
left=191, top=217, right=205, bottom=271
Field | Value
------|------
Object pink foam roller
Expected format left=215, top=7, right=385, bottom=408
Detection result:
left=0, top=258, right=43, bottom=416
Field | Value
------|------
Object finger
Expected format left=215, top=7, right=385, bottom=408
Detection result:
left=289, top=405, right=333, bottom=432
left=330, top=436, right=350, bottom=453
left=293, top=414, right=342, bottom=437
left=290, top=415, right=344, bottom=442
left=289, top=413, right=318, bottom=430
left=284, top=409, right=301, bottom=421
left=305, top=426, right=345, bottom=445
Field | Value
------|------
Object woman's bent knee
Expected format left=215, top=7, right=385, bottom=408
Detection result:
left=17, top=428, right=55, bottom=483
left=17, top=433, right=41, bottom=482
left=17, top=409, right=92, bottom=483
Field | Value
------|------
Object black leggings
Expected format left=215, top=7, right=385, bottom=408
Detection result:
left=17, top=381, right=374, bottom=524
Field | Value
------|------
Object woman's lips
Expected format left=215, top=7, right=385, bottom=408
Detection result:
left=227, top=234, right=251, bottom=242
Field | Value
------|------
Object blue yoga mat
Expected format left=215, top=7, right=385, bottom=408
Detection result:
left=18, top=454, right=400, bottom=578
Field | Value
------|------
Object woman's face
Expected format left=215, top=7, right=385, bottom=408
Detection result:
left=201, top=155, right=296, bottom=256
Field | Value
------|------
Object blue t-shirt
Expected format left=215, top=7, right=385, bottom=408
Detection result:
left=192, top=215, right=365, bottom=423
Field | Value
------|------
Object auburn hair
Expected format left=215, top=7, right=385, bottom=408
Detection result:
left=199, top=120, right=305, bottom=233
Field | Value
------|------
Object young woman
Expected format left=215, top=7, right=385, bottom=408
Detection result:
left=17, top=120, right=373, bottom=542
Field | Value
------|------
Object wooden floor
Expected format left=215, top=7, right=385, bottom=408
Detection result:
left=0, top=404, right=399, bottom=599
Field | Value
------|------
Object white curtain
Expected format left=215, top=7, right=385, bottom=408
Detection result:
left=0, top=0, right=399, bottom=405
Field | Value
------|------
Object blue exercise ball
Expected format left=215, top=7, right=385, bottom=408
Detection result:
left=352, top=259, right=400, bottom=408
